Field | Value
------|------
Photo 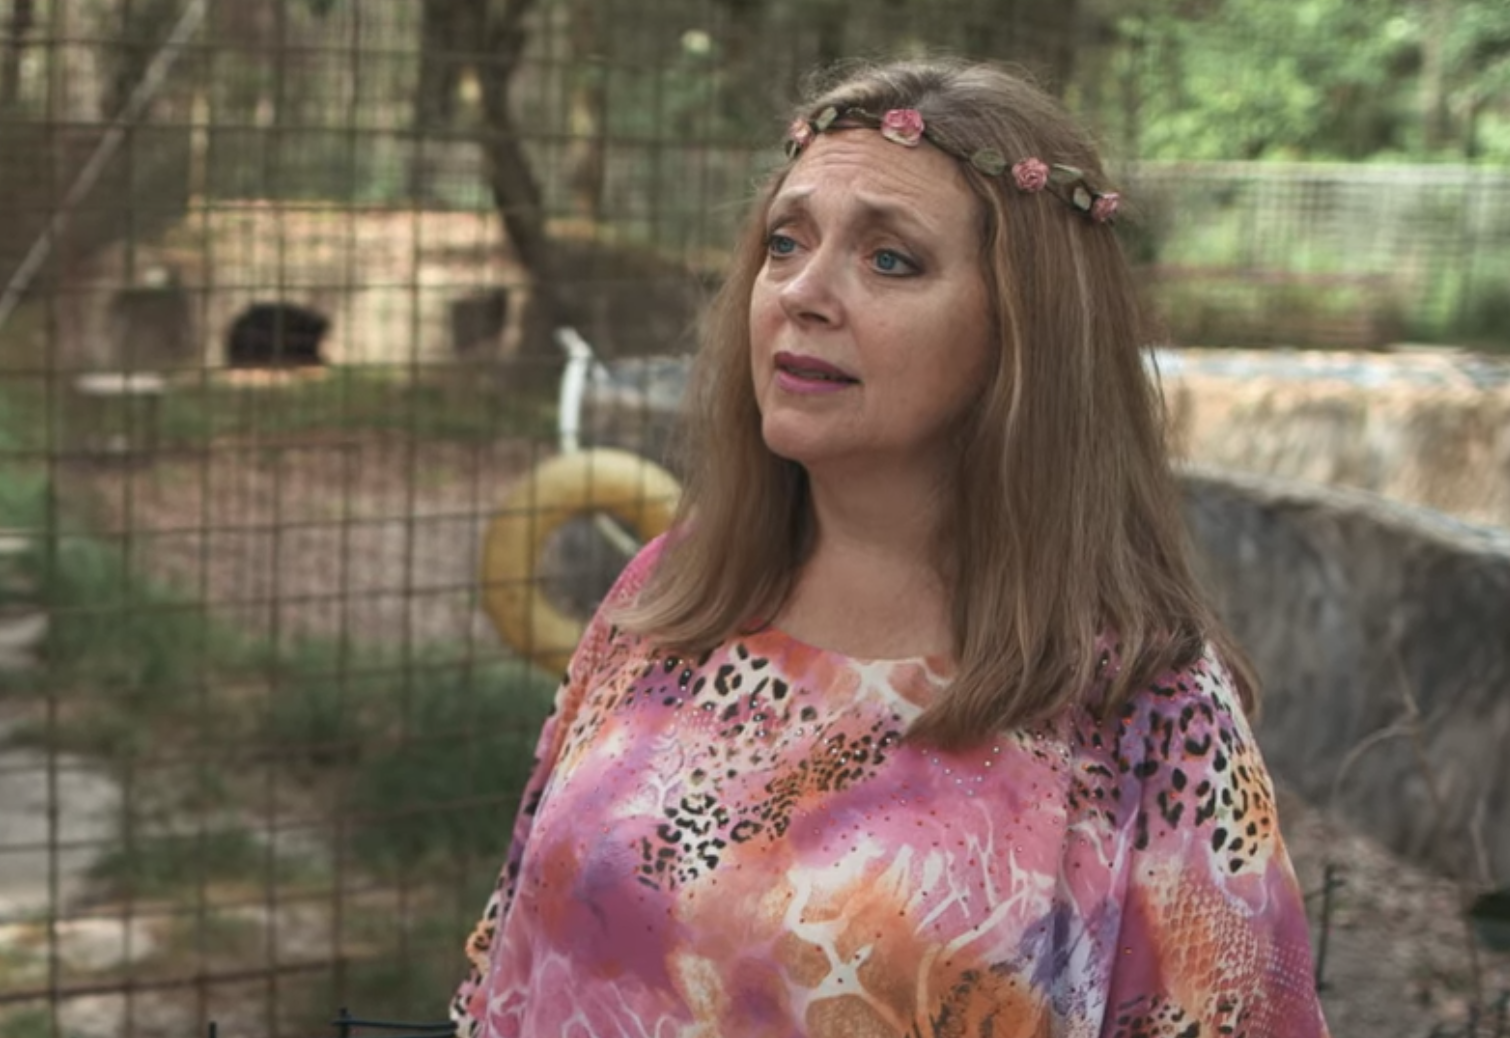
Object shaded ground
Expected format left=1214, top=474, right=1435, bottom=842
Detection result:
left=1279, top=785, right=1510, bottom=1037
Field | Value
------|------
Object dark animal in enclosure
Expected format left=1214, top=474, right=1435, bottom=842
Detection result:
left=227, top=303, right=329, bottom=367
left=450, top=289, right=508, bottom=358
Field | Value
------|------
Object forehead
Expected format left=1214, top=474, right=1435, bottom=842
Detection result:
left=771, top=132, right=979, bottom=228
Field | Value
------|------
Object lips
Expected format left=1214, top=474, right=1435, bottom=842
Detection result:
left=774, top=351, right=858, bottom=384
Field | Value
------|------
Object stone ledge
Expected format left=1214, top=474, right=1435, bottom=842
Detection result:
left=1162, top=347, right=1510, bottom=529
left=1181, top=465, right=1510, bottom=883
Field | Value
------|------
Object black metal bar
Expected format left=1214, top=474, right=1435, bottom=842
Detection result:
left=1312, top=862, right=1343, bottom=992
left=326, top=1014, right=452, bottom=1037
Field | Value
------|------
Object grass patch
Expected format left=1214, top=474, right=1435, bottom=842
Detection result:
left=13, top=524, right=555, bottom=879
left=154, top=906, right=268, bottom=967
left=334, top=929, right=466, bottom=1025
left=298, top=896, right=490, bottom=1026
left=1145, top=272, right=1406, bottom=349
left=0, top=336, right=562, bottom=1020
left=0, top=1009, right=50, bottom=1038
left=154, top=366, right=556, bottom=447
left=1, top=388, right=557, bottom=901
left=329, top=661, right=555, bottom=870
left=88, top=826, right=320, bottom=903
left=1407, top=259, right=1510, bottom=353
left=1, top=523, right=272, bottom=756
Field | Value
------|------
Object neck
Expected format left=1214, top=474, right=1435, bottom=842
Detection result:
left=805, top=460, right=947, bottom=568
left=774, top=460, right=956, bottom=661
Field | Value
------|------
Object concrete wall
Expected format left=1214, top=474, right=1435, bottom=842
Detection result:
left=1183, top=466, right=1510, bottom=883
left=1163, top=348, right=1510, bottom=529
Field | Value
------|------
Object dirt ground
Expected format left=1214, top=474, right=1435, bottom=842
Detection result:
left=1277, top=783, right=1510, bottom=1037
left=53, top=435, right=1510, bottom=1037
left=68, top=434, right=544, bottom=650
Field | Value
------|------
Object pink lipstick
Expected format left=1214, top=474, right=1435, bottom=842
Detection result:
left=774, top=351, right=858, bottom=395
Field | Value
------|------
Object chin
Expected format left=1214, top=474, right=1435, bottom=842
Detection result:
left=759, top=417, right=829, bottom=467
left=760, top=429, right=862, bottom=474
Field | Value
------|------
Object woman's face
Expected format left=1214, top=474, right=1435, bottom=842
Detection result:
left=749, top=130, right=994, bottom=480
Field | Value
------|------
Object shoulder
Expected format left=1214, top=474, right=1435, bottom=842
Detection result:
left=626, top=532, right=669, bottom=587
left=1068, top=647, right=1279, bottom=874
left=568, top=534, right=669, bottom=678
left=1092, top=654, right=1328, bottom=1036
left=603, top=533, right=668, bottom=608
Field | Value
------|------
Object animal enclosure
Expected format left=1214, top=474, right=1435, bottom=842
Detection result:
left=0, top=1, right=1508, bottom=1036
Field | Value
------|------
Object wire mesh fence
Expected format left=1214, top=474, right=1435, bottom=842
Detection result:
left=0, top=1, right=1507, bottom=1036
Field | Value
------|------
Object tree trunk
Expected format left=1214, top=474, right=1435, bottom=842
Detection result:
left=411, top=0, right=481, bottom=202
left=474, top=0, right=558, bottom=365
left=712, top=0, right=771, bottom=131
left=265, top=0, right=290, bottom=193
left=1420, top=0, right=1451, bottom=150
left=564, top=0, right=607, bottom=222
left=1034, top=0, right=1080, bottom=93
left=1, top=0, right=33, bottom=109
left=813, top=0, right=846, bottom=69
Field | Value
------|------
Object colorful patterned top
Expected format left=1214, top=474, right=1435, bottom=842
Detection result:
left=453, top=539, right=1329, bottom=1037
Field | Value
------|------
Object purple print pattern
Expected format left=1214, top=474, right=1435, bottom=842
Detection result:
left=452, top=540, right=1329, bottom=1037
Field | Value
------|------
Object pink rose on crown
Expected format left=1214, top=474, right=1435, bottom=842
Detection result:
left=787, top=117, right=814, bottom=152
left=1092, top=192, right=1121, bottom=223
left=1011, top=158, right=1050, bottom=193
left=879, top=108, right=925, bottom=147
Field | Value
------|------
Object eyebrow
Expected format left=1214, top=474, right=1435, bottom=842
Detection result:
left=767, top=189, right=936, bottom=240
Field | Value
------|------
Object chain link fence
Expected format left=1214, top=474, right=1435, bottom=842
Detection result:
left=0, top=1, right=1507, bottom=1036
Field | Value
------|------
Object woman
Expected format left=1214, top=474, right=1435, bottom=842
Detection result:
left=453, top=59, right=1329, bottom=1037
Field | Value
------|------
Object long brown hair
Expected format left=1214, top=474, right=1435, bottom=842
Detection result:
left=617, top=58, right=1256, bottom=749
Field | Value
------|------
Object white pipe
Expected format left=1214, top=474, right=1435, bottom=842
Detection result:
left=551, top=326, right=640, bottom=558
left=553, top=325, right=609, bottom=454
left=0, top=0, right=210, bottom=336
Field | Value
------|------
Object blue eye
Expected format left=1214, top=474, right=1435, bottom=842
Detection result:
left=873, top=248, right=916, bottom=275
left=766, top=233, right=797, bottom=257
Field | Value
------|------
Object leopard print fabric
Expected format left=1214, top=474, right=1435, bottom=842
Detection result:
left=451, top=539, right=1328, bottom=1037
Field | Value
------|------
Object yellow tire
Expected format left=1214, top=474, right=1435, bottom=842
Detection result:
left=481, top=448, right=680, bottom=675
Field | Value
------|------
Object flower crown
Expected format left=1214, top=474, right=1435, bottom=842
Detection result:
left=784, top=105, right=1121, bottom=225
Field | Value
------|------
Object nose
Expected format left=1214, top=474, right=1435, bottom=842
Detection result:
left=777, top=244, right=843, bottom=327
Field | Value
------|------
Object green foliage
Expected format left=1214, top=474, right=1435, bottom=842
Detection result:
left=0, top=385, right=249, bottom=740
left=1455, top=279, right=1510, bottom=350
left=0, top=465, right=45, bottom=536
left=340, top=659, right=557, bottom=873
left=0, top=1009, right=50, bottom=1038
left=260, top=642, right=394, bottom=769
left=1406, top=255, right=1510, bottom=351
left=9, top=525, right=269, bottom=758
left=1441, top=2, right=1510, bottom=157
left=1088, top=0, right=1510, bottom=162
left=88, top=826, right=315, bottom=902
left=298, top=905, right=484, bottom=1026
left=1, top=478, right=555, bottom=868
left=1147, top=271, right=1403, bottom=349
left=155, top=368, right=555, bottom=447
left=255, top=637, right=557, bottom=872
left=1098, top=0, right=1405, bottom=160
left=1469, top=886, right=1510, bottom=952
